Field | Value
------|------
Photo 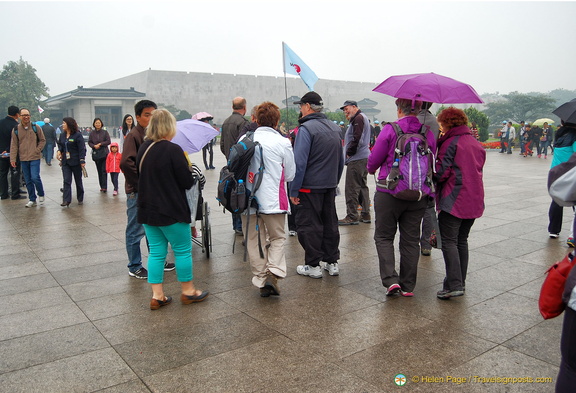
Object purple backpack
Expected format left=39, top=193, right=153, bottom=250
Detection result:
left=378, top=122, right=435, bottom=201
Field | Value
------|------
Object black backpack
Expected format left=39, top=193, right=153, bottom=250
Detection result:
left=217, top=131, right=264, bottom=214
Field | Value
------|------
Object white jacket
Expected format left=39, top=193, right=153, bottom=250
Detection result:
left=242, top=126, right=295, bottom=214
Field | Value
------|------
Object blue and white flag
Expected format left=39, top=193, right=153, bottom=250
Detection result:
left=283, top=42, right=318, bottom=91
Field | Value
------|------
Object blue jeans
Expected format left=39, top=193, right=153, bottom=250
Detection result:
left=143, top=222, right=193, bottom=284
left=43, top=142, right=54, bottom=164
left=21, top=160, right=44, bottom=202
left=126, top=192, right=145, bottom=273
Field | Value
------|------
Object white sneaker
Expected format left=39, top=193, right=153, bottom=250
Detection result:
left=25, top=200, right=37, bottom=208
left=296, top=265, right=322, bottom=279
left=38, top=196, right=45, bottom=204
left=320, top=262, right=339, bottom=276
left=288, top=230, right=297, bottom=237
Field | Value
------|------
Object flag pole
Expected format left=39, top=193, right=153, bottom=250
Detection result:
left=282, top=42, right=290, bottom=129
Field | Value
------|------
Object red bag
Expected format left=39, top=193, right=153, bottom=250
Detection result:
left=539, top=254, right=575, bottom=319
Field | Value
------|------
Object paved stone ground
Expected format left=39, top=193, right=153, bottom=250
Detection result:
left=0, top=143, right=569, bottom=392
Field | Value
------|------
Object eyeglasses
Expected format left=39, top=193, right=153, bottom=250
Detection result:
left=21, top=114, right=30, bottom=117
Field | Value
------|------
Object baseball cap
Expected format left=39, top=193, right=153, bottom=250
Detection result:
left=293, top=92, right=323, bottom=106
left=339, top=121, right=344, bottom=125
left=502, top=121, right=507, bottom=124
left=340, top=100, right=358, bottom=110
left=374, top=120, right=380, bottom=124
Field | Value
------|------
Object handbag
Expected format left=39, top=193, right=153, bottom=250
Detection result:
left=539, top=253, right=575, bottom=319
left=548, top=152, right=576, bottom=206
left=91, top=147, right=107, bottom=161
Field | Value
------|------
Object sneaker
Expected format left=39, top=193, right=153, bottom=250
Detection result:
left=385, top=283, right=401, bottom=296
left=338, top=217, right=359, bottom=226
left=128, top=267, right=148, bottom=279
left=288, top=230, right=297, bottom=237
left=38, top=196, right=45, bottom=203
left=296, top=264, right=322, bottom=279
left=421, top=248, right=431, bottom=256
left=400, top=290, right=414, bottom=297
left=361, top=213, right=371, bottom=223
left=25, top=200, right=37, bottom=208
left=235, top=229, right=244, bottom=236
left=568, top=237, right=575, bottom=248
left=436, top=289, right=464, bottom=300
left=549, top=233, right=560, bottom=239
left=164, top=262, right=175, bottom=271
left=320, top=262, right=339, bottom=276
left=113, top=190, right=118, bottom=196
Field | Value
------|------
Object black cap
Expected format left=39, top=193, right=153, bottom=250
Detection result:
left=340, top=100, right=358, bottom=110
left=294, top=92, right=323, bottom=106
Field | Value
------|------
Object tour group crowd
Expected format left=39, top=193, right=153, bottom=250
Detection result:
left=1, top=92, right=576, bottom=390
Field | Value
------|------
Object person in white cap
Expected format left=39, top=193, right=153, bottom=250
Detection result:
left=41, top=118, right=57, bottom=166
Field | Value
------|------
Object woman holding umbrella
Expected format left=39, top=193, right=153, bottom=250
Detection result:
left=434, top=107, right=486, bottom=299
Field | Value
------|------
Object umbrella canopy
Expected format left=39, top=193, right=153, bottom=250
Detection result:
left=532, top=118, right=555, bottom=127
left=553, top=98, right=576, bottom=124
left=172, top=119, right=219, bottom=154
left=373, top=72, right=484, bottom=104
left=191, top=112, right=213, bottom=121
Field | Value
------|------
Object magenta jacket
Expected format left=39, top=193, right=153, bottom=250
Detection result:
left=367, top=116, right=436, bottom=194
left=435, top=124, right=486, bottom=219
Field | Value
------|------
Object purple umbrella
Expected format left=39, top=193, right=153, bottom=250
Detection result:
left=373, top=72, right=484, bottom=104
left=172, top=119, right=219, bottom=154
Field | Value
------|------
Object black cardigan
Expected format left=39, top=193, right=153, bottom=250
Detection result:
left=137, top=139, right=194, bottom=226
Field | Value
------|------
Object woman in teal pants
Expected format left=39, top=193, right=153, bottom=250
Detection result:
left=137, top=108, right=208, bottom=310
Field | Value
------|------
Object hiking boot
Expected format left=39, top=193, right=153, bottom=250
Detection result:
left=385, top=283, right=401, bottom=296
left=260, top=287, right=272, bottom=297
left=361, top=213, right=371, bottom=223
left=25, top=200, right=37, bottom=208
left=128, top=267, right=148, bottom=279
left=320, top=261, right=339, bottom=276
left=263, top=273, right=280, bottom=296
left=436, top=289, right=464, bottom=300
left=338, top=217, right=359, bottom=226
left=296, top=265, right=322, bottom=279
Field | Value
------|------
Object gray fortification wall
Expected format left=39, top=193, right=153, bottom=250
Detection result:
left=93, top=70, right=399, bottom=124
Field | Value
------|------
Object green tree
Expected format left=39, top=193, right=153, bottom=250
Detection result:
left=0, top=57, right=49, bottom=119
left=464, top=107, right=490, bottom=142
left=279, top=108, right=300, bottom=130
left=482, top=92, right=556, bottom=125
left=159, top=104, right=192, bottom=121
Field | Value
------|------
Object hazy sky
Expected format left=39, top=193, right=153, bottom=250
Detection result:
left=1, top=0, right=575, bottom=98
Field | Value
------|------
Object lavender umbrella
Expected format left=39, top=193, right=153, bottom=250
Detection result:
left=172, top=119, right=219, bottom=154
left=373, top=72, right=484, bottom=104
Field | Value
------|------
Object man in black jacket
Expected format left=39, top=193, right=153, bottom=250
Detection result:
left=41, top=118, right=57, bottom=166
left=0, top=106, right=21, bottom=200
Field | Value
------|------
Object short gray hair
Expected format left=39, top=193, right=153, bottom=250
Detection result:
left=310, top=103, right=323, bottom=113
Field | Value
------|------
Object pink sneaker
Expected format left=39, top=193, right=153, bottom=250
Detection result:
left=113, top=190, right=118, bottom=196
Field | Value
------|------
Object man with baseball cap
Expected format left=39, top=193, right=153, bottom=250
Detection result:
left=290, top=92, right=344, bottom=279
left=338, top=100, right=371, bottom=225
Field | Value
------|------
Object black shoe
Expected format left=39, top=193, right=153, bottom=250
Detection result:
left=260, top=287, right=272, bottom=297
left=164, top=261, right=175, bottom=271
left=0, top=196, right=8, bottom=200
left=19, top=189, right=26, bottom=194
left=11, top=195, right=22, bottom=200
left=60, top=188, right=63, bottom=193
left=128, top=267, right=148, bottom=279
left=209, top=166, right=216, bottom=169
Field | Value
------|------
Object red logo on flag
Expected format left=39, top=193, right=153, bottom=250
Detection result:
left=291, top=63, right=301, bottom=74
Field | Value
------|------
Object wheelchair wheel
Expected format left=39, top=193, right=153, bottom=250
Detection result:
left=202, top=201, right=212, bottom=258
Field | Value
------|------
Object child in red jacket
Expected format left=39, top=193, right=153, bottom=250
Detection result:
left=106, top=142, right=122, bottom=196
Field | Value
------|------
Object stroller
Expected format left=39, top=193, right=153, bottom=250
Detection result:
left=186, top=171, right=212, bottom=258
